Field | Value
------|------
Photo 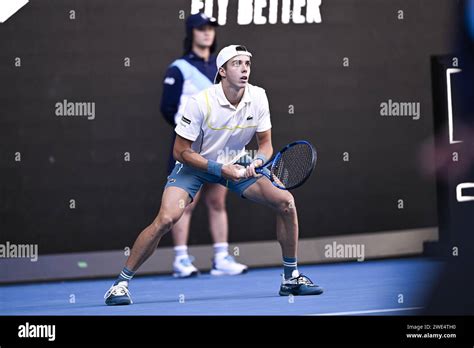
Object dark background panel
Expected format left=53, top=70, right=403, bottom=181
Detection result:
left=0, top=0, right=458, bottom=254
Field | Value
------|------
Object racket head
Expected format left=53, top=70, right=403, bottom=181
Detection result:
left=267, top=140, right=317, bottom=190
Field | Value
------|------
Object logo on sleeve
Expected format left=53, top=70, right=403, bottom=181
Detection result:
left=246, top=115, right=254, bottom=120
left=164, top=77, right=175, bottom=85
left=181, top=116, right=191, bottom=125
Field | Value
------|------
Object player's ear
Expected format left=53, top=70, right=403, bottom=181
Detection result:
left=219, top=66, right=226, bottom=79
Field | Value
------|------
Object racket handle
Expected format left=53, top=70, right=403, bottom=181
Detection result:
left=236, top=167, right=265, bottom=179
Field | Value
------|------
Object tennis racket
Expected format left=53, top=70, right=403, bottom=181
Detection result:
left=224, top=149, right=250, bottom=166
left=236, top=140, right=317, bottom=190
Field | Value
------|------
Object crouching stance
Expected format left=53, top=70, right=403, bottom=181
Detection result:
left=105, top=45, right=323, bottom=305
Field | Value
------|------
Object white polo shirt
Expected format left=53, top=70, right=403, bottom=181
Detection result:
left=174, top=82, right=272, bottom=164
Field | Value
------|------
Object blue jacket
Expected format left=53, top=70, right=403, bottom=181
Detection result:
left=160, top=52, right=217, bottom=126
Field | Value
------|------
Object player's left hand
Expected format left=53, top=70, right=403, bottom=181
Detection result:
left=245, top=159, right=264, bottom=178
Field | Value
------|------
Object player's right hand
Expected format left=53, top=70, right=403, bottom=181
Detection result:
left=244, top=159, right=264, bottom=178
left=222, top=164, right=246, bottom=181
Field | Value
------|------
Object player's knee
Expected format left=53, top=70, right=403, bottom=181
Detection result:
left=153, top=214, right=175, bottom=235
left=205, top=196, right=226, bottom=211
left=276, top=193, right=296, bottom=215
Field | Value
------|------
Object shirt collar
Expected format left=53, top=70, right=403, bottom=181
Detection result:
left=216, top=83, right=251, bottom=108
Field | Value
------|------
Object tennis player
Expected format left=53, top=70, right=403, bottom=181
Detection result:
left=105, top=44, right=324, bottom=305
left=161, top=13, right=247, bottom=278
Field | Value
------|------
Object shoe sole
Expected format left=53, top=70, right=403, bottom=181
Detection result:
left=279, top=288, right=324, bottom=296
left=172, top=270, right=199, bottom=278
left=105, top=298, right=132, bottom=306
left=210, top=268, right=248, bottom=276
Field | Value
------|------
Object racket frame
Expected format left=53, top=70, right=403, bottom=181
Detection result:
left=256, top=140, right=317, bottom=190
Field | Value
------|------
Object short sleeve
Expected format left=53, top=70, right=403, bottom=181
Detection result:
left=174, top=96, right=204, bottom=142
left=257, top=90, right=272, bottom=132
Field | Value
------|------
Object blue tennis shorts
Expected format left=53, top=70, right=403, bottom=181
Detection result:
left=164, top=162, right=261, bottom=202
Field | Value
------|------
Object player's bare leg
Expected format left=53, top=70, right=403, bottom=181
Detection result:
left=242, top=178, right=298, bottom=257
left=104, top=186, right=191, bottom=305
left=243, top=178, right=323, bottom=296
left=171, top=190, right=202, bottom=247
left=126, top=187, right=191, bottom=271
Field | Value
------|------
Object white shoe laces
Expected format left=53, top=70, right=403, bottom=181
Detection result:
left=283, top=273, right=315, bottom=286
left=294, top=274, right=314, bottom=285
left=104, top=284, right=131, bottom=299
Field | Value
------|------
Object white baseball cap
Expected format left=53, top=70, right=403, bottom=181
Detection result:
left=214, top=45, right=253, bottom=83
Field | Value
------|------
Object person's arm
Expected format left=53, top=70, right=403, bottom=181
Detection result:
left=160, top=66, right=184, bottom=127
left=245, top=89, right=273, bottom=178
left=255, top=129, right=273, bottom=161
left=173, top=135, right=244, bottom=181
left=245, top=129, right=273, bottom=178
left=173, top=135, right=208, bottom=171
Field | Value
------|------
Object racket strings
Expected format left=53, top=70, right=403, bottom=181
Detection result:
left=271, top=143, right=314, bottom=188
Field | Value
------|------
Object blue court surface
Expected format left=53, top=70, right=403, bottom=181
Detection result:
left=0, top=257, right=442, bottom=316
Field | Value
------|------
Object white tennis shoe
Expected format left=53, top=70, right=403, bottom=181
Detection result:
left=211, top=255, right=248, bottom=276
left=173, top=255, right=199, bottom=278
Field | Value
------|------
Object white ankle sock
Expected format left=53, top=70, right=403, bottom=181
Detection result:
left=174, top=245, right=188, bottom=260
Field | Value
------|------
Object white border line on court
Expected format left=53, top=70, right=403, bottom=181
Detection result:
left=310, top=307, right=423, bottom=316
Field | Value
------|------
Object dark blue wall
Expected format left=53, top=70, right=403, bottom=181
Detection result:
left=0, top=0, right=458, bottom=254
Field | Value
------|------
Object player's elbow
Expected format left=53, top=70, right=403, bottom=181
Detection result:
left=172, top=139, right=182, bottom=162
left=173, top=136, right=192, bottom=163
left=172, top=134, right=197, bottom=165
left=172, top=144, right=182, bottom=162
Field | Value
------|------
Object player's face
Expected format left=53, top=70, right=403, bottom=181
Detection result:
left=222, top=55, right=251, bottom=88
left=193, top=25, right=215, bottom=48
